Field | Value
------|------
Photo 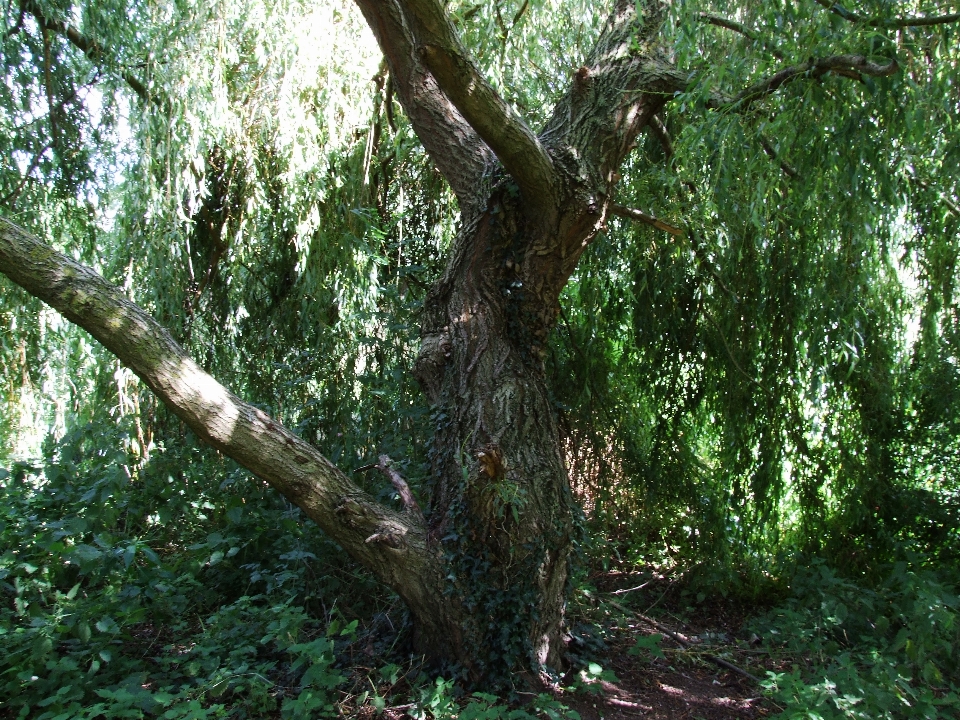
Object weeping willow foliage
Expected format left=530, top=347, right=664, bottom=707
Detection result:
left=551, top=0, right=960, bottom=576
left=1, top=0, right=959, bottom=584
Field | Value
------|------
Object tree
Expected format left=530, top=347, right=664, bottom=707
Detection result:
left=2, top=0, right=958, bottom=684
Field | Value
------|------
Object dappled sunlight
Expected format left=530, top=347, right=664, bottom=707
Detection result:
left=2, top=0, right=959, bottom=714
left=170, top=356, right=241, bottom=437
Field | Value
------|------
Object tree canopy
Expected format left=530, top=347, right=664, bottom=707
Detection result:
left=1, top=0, right=959, bottom=715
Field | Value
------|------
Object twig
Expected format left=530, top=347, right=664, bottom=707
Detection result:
left=759, top=135, right=798, bottom=179
left=698, top=12, right=757, bottom=40
left=612, top=207, right=739, bottom=305
left=360, top=455, right=425, bottom=522
left=687, top=229, right=739, bottom=302
left=1, top=140, right=52, bottom=206
left=609, top=204, right=682, bottom=235
left=610, top=580, right=654, bottom=595
left=643, top=583, right=672, bottom=614
left=917, top=179, right=959, bottom=216
left=698, top=12, right=784, bottom=60
left=703, top=310, right=769, bottom=394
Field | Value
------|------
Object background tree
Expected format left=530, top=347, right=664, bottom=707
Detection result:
left=1, top=0, right=958, bottom=690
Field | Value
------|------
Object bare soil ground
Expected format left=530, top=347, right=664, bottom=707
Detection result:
left=552, top=570, right=786, bottom=719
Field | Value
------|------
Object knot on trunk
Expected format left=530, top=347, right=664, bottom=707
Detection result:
left=365, top=527, right=406, bottom=549
left=414, top=326, right=451, bottom=405
left=334, top=497, right=366, bottom=527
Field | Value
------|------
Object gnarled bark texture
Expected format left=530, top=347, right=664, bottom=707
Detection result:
left=382, top=0, right=679, bottom=677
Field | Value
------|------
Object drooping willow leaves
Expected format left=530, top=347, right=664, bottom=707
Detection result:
left=1, top=0, right=958, bottom=581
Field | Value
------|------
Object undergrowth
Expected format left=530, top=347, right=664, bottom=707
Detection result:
left=753, top=558, right=960, bottom=720
left=0, top=422, right=585, bottom=719
left=3, top=419, right=960, bottom=719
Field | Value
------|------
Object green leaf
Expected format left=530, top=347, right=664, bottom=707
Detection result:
left=628, top=633, right=665, bottom=659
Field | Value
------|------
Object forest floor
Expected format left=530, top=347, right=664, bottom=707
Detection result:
left=543, top=570, right=786, bottom=720
left=365, top=569, right=789, bottom=719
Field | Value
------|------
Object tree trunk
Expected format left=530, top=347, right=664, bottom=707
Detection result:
left=409, top=193, right=580, bottom=678
left=382, top=0, right=677, bottom=677
left=0, top=0, right=677, bottom=685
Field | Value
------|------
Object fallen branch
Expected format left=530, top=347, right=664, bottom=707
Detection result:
left=609, top=599, right=763, bottom=683
left=610, top=579, right=654, bottom=595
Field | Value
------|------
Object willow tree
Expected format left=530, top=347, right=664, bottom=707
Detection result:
left=2, top=0, right=958, bottom=682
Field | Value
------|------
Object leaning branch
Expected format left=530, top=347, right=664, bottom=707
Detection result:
left=400, top=0, right=555, bottom=206
left=814, top=0, right=960, bottom=28
left=0, top=217, right=430, bottom=589
left=22, top=0, right=150, bottom=102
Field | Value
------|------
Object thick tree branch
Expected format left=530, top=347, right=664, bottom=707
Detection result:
left=540, top=1, right=678, bottom=193
left=814, top=0, right=960, bottom=28
left=353, top=0, right=491, bottom=218
left=401, top=0, right=555, bottom=208
left=0, top=217, right=438, bottom=593
left=22, top=0, right=150, bottom=102
left=716, top=54, right=898, bottom=111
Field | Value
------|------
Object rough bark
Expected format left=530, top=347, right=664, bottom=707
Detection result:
left=405, top=0, right=679, bottom=678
